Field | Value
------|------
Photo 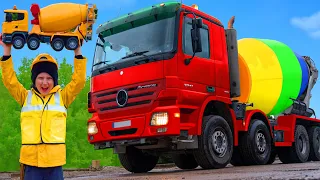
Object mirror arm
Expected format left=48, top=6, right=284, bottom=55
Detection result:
left=183, top=11, right=198, bottom=65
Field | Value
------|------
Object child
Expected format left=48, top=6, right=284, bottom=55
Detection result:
left=0, top=33, right=87, bottom=180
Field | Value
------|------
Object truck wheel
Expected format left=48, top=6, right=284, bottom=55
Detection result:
left=118, top=146, right=159, bottom=173
left=267, top=146, right=277, bottom=164
left=239, top=119, right=271, bottom=165
left=51, top=38, right=64, bottom=51
left=65, top=37, right=79, bottom=50
left=193, top=115, right=233, bottom=169
left=171, top=153, right=198, bottom=169
left=308, top=126, right=320, bottom=161
left=27, top=36, right=40, bottom=50
left=12, top=36, right=25, bottom=49
left=277, top=125, right=310, bottom=163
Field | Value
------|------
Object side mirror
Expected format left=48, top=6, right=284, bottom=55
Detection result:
left=5, top=13, right=12, bottom=22
left=191, top=18, right=202, bottom=53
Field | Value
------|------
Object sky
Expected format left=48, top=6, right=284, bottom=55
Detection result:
left=0, top=0, right=319, bottom=116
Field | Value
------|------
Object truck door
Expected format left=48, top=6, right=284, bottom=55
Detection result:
left=178, top=15, right=215, bottom=94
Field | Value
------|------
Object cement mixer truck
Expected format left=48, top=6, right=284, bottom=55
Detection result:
left=86, top=1, right=320, bottom=173
left=1, top=3, right=98, bottom=51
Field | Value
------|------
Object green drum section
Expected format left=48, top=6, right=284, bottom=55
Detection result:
left=258, top=39, right=302, bottom=116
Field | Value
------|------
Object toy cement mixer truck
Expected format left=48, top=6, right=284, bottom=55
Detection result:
left=1, top=3, right=98, bottom=51
left=86, top=2, right=320, bottom=173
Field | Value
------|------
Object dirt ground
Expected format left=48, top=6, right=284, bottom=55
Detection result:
left=1, top=160, right=320, bottom=180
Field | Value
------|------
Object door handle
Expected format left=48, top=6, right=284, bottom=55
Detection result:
left=15, top=26, right=18, bottom=28
left=207, top=86, right=215, bottom=92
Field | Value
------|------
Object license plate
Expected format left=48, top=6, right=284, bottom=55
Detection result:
left=113, top=120, right=131, bottom=128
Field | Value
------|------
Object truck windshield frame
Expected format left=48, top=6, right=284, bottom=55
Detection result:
left=91, top=11, right=180, bottom=76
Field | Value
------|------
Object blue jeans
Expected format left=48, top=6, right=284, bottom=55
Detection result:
left=24, top=165, right=64, bottom=180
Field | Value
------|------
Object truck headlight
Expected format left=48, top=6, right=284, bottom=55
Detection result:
left=88, top=122, right=98, bottom=135
left=150, top=112, right=168, bottom=126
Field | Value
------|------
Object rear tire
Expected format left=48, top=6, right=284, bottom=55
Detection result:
left=65, top=37, right=79, bottom=50
left=193, top=115, right=233, bottom=169
left=277, top=125, right=310, bottom=163
left=51, top=37, right=64, bottom=51
left=27, top=36, right=40, bottom=50
left=118, top=146, right=159, bottom=173
left=239, top=119, right=272, bottom=165
left=308, top=126, right=320, bottom=161
left=172, top=153, right=198, bottom=169
left=12, top=35, right=25, bottom=49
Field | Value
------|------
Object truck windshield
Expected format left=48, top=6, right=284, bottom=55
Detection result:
left=92, top=15, right=176, bottom=72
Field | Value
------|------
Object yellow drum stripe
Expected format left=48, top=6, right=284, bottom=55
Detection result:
left=237, top=38, right=283, bottom=114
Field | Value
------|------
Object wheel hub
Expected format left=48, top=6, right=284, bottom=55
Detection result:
left=69, top=40, right=77, bottom=49
left=298, top=134, right=307, bottom=154
left=212, top=130, right=227, bottom=157
left=30, top=40, right=38, bottom=48
left=55, top=42, right=62, bottom=49
left=256, top=132, right=266, bottom=153
left=15, top=39, right=22, bottom=47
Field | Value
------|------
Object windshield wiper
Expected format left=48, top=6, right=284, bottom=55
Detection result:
left=92, top=61, right=109, bottom=67
left=121, top=50, right=149, bottom=59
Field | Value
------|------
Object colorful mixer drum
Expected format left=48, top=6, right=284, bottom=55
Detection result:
left=234, top=38, right=309, bottom=116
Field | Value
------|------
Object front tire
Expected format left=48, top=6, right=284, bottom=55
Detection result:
left=118, top=146, right=159, bottom=173
left=193, top=115, right=233, bottom=169
left=12, top=35, right=25, bottom=49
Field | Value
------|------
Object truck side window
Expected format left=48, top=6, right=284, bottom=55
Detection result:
left=5, top=12, right=24, bottom=21
left=183, top=17, right=210, bottom=59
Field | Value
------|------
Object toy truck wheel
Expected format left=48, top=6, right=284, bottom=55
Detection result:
left=27, top=36, right=40, bottom=50
left=193, top=115, right=233, bottom=169
left=171, top=153, right=198, bottom=169
left=307, top=126, right=320, bottom=161
left=65, top=37, right=79, bottom=50
left=238, top=119, right=272, bottom=165
left=12, top=35, right=25, bottom=49
left=118, top=146, right=159, bottom=173
left=51, top=37, right=64, bottom=51
left=277, top=125, right=310, bottom=163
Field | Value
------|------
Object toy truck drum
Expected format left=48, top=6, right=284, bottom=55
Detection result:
left=1, top=3, right=98, bottom=51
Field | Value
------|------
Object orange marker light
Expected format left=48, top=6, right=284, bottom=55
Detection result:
left=191, top=4, right=198, bottom=10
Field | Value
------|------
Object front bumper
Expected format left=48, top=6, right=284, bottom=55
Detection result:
left=2, top=33, right=12, bottom=43
left=88, top=105, right=181, bottom=144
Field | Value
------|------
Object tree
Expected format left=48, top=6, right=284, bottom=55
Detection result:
left=58, top=57, right=72, bottom=88
left=17, top=57, right=33, bottom=88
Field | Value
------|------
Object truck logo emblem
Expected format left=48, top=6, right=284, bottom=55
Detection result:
left=116, top=89, right=128, bottom=107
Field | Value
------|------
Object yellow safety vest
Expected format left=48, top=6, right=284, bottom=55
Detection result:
left=20, top=89, right=67, bottom=145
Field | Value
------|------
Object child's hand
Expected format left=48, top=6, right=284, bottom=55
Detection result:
left=0, top=33, right=5, bottom=47
left=0, top=33, right=12, bottom=56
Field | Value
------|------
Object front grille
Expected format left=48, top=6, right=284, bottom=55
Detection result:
left=92, top=81, right=162, bottom=113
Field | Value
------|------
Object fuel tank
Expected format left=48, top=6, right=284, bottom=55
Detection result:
left=37, top=3, right=89, bottom=32
left=234, top=38, right=310, bottom=116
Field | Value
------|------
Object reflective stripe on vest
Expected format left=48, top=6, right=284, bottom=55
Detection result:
left=20, top=90, right=67, bottom=145
left=21, top=91, right=67, bottom=114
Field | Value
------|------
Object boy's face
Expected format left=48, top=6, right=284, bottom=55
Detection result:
left=35, top=72, right=54, bottom=96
